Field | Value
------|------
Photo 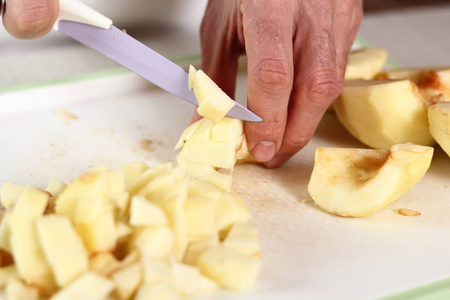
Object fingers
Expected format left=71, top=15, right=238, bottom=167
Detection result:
left=2, top=0, right=58, bottom=39
left=200, top=0, right=241, bottom=98
left=265, top=4, right=340, bottom=168
left=240, top=1, right=294, bottom=163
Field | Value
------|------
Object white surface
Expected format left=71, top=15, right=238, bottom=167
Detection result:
left=1, top=72, right=450, bottom=299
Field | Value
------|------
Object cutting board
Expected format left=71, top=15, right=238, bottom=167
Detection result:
left=0, top=71, right=449, bottom=300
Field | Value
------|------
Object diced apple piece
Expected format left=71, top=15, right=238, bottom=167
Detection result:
left=5, top=279, right=39, bottom=300
left=196, top=90, right=235, bottom=123
left=211, top=117, right=244, bottom=143
left=89, top=252, right=120, bottom=276
left=171, top=262, right=201, bottom=297
left=185, top=195, right=217, bottom=240
left=178, top=140, right=237, bottom=169
left=236, top=135, right=257, bottom=164
left=345, top=48, right=387, bottom=80
left=9, top=187, right=56, bottom=292
left=113, top=192, right=130, bottom=217
left=334, top=79, right=434, bottom=149
left=183, top=235, right=219, bottom=266
left=428, top=102, right=450, bottom=156
left=199, top=274, right=219, bottom=295
left=0, top=182, right=25, bottom=210
left=106, top=169, right=126, bottom=198
left=177, top=159, right=231, bottom=191
left=0, top=265, right=18, bottom=287
left=111, top=262, right=142, bottom=300
left=36, top=215, right=89, bottom=287
left=188, top=180, right=223, bottom=199
left=308, top=143, right=434, bottom=217
left=141, top=258, right=171, bottom=285
left=130, top=226, right=174, bottom=259
left=192, top=70, right=219, bottom=104
left=197, top=245, right=261, bottom=290
left=223, top=223, right=262, bottom=259
left=174, top=119, right=204, bottom=150
left=50, top=272, right=114, bottom=300
left=0, top=212, right=12, bottom=252
left=129, top=195, right=168, bottom=227
left=215, top=193, right=251, bottom=232
left=120, top=161, right=149, bottom=187
left=134, top=283, right=181, bottom=300
left=45, top=180, right=67, bottom=199
left=126, top=162, right=173, bottom=196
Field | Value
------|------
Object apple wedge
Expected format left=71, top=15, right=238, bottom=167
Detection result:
left=308, top=143, right=433, bottom=217
left=428, top=102, right=450, bottom=156
left=334, top=79, right=435, bottom=149
left=345, top=48, right=388, bottom=80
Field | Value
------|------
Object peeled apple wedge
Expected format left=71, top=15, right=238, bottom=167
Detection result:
left=428, top=102, right=450, bottom=156
left=308, top=143, right=433, bottom=217
left=345, top=48, right=388, bottom=80
left=334, top=79, right=435, bottom=149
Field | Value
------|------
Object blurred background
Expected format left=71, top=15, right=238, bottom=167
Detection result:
left=1, top=0, right=450, bottom=90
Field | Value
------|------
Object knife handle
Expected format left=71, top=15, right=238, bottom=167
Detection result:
left=55, top=0, right=112, bottom=30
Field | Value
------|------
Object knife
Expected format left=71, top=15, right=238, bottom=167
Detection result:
left=56, top=0, right=262, bottom=122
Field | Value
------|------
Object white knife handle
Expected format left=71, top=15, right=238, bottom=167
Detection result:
left=54, top=0, right=112, bottom=30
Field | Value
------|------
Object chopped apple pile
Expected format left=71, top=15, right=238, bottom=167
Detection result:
left=0, top=162, right=262, bottom=299
left=336, top=48, right=450, bottom=152
left=308, top=143, right=433, bottom=217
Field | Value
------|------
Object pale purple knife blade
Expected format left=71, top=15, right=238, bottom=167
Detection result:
left=58, top=20, right=262, bottom=122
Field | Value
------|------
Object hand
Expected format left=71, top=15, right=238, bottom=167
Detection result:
left=1, top=0, right=58, bottom=38
left=200, top=0, right=363, bottom=168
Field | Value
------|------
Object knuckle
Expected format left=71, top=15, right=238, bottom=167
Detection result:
left=253, top=57, right=292, bottom=93
left=283, top=133, right=311, bottom=153
left=307, top=69, right=341, bottom=104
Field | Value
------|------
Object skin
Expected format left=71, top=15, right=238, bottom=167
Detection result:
left=2, top=0, right=363, bottom=168
left=200, top=0, right=363, bottom=167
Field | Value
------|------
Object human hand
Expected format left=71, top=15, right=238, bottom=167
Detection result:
left=200, top=0, right=363, bottom=168
left=1, top=0, right=58, bottom=38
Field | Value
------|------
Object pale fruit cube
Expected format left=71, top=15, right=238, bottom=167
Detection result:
left=55, top=169, right=110, bottom=218
left=0, top=182, right=25, bottom=210
left=0, top=265, right=18, bottom=287
left=197, top=90, right=235, bottom=122
left=9, top=187, right=56, bottom=292
left=50, top=272, right=114, bottom=300
left=236, top=135, right=257, bottom=164
left=45, top=180, right=68, bottom=199
left=185, top=195, right=217, bottom=240
left=130, top=226, right=174, bottom=259
left=141, top=258, right=171, bottom=285
left=111, top=262, right=142, bottom=300
left=428, top=102, right=450, bottom=156
left=139, top=168, right=182, bottom=198
left=188, top=180, right=223, bottom=199
left=171, top=262, right=201, bottom=297
left=135, top=283, right=181, bottom=300
left=36, top=215, right=89, bottom=287
left=129, top=195, right=168, bottom=227
left=192, top=69, right=219, bottom=104
left=223, top=223, right=262, bottom=259
left=5, top=279, right=39, bottom=300
left=211, top=117, right=244, bottom=143
left=345, top=47, right=387, bottom=80
left=174, top=119, right=204, bottom=150
left=215, top=193, right=251, bottom=231
left=197, top=246, right=261, bottom=290
left=120, top=161, right=149, bottom=187
left=89, top=252, right=120, bottom=276
left=75, top=208, right=116, bottom=253
left=183, top=235, right=219, bottom=266
left=178, top=140, right=237, bottom=169
left=113, top=192, right=131, bottom=216
left=199, top=275, right=219, bottom=295
left=126, top=162, right=172, bottom=196
left=188, top=64, right=197, bottom=90
left=308, top=143, right=434, bottom=217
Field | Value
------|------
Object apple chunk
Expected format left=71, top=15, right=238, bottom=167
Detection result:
left=345, top=48, right=387, bottom=80
left=308, top=143, right=433, bottom=217
left=428, top=102, right=450, bottom=156
left=334, top=79, right=435, bottom=149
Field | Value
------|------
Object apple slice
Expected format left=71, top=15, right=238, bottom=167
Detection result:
left=308, top=143, right=433, bottom=217
left=36, top=215, right=89, bottom=287
left=0, top=182, right=25, bottom=210
left=345, top=48, right=388, bottom=80
left=428, top=102, right=450, bottom=156
left=50, top=272, right=114, bottom=300
left=197, top=245, right=262, bottom=290
left=334, top=79, right=435, bottom=149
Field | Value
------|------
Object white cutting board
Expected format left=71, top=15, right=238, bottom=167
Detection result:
left=0, top=72, right=449, bottom=300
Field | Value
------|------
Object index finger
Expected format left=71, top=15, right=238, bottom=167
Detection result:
left=2, top=0, right=58, bottom=39
left=240, top=1, right=294, bottom=163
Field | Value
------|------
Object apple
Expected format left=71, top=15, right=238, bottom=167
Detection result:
left=111, top=262, right=142, bottom=300
left=129, top=195, right=168, bottom=227
left=0, top=182, right=25, bottom=210
left=134, top=282, right=180, bottom=300
left=5, top=279, right=39, bottom=300
left=345, top=48, right=388, bottom=80
left=222, top=222, right=262, bottom=259
left=308, top=143, right=433, bottom=217
left=334, top=79, right=435, bottom=149
left=50, top=272, right=114, bottom=300
left=428, top=102, right=450, bottom=156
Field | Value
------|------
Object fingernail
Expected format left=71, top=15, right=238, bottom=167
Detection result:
left=265, top=155, right=290, bottom=168
left=252, top=141, right=276, bottom=162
